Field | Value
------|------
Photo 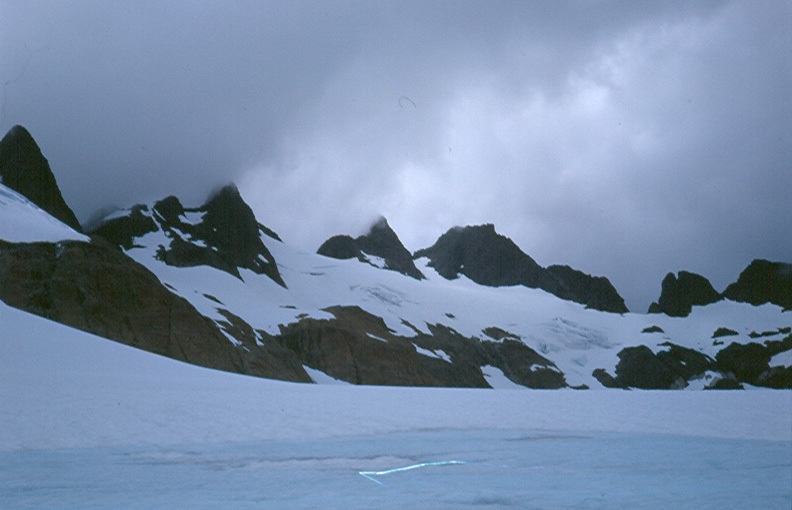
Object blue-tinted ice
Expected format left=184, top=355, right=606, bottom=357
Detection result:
left=2, top=429, right=790, bottom=509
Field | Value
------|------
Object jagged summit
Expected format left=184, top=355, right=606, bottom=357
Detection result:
left=90, top=184, right=285, bottom=287
left=0, top=125, right=82, bottom=232
left=648, top=271, right=721, bottom=317
left=723, top=259, right=792, bottom=311
left=368, top=215, right=389, bottom=231
left=414, top=224, right=551, bottom=286
left=414, top=224, right=628, bottom=313
left=317, top=216, right=425, bottom=280
left=646, top=260, right=792, bottom=316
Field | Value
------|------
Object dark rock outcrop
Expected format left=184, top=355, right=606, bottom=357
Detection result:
left=481, top=339, right=567, bottom=388
left=600, top=343, right=717, bottom=389
left=317, top=235, right=361, bottom=260
left=414, top=224, right=628, bottom=313
left=656, top=342, right=715, bottom=382
left=614, top=345, right=678, bottom=389
left=648, top=271, right=721, bottom=317
left=713, top=334, right=792, bottom=389
left=712, top=327, right=739, bottom=338
left=715, top=342, right=771, bottom=385
left=414, top=224, right=556, bottom=287
left=706, top=375, right=744, bottom=390
left=0, top=238, right=307, bottom=382
left=546, top=265, right=628, bottom=313
left=0, top=125, right=82, bottom=232
left=592, top=368, right=626, bottom=389
left=91, top=185, right=285, bottom=287
left=722, top=259, right=792, bottom=310
left=598, top=334, right=792, bottom=390
left=90, top=205, right=158, bottom=250
left=317, top=217, right=424, bottom=279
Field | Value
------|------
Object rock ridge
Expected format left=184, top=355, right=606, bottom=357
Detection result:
left=414, top=224, right=628, bottom=313
left=317, top=216, right=424, bottom=280
left=91, top=184, right=285, bottom=287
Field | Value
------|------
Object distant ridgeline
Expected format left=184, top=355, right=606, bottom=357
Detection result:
left=1, top=124, right=790, bottom=390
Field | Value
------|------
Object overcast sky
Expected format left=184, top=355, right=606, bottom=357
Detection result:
left=1, top=1, right=789, bottom=311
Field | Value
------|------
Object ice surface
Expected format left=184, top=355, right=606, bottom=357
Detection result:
left=1, top=430, right=789, bottom=509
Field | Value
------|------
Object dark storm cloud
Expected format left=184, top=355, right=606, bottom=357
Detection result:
left=1, top=1, right=789, bottom=310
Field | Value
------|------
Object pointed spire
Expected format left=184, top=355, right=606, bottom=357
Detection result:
left=0, top=125, right=82, bottom=232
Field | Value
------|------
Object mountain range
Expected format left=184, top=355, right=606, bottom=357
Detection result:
left=1, top=125, right=790, bottom=390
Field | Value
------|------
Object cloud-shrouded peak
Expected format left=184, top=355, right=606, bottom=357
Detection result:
left=318, top=216, right=424, bottom=280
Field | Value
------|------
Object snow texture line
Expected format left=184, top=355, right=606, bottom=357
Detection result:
left=359, top=460, right=467, bottom=487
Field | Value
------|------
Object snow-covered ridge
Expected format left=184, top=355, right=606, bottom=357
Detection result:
left=0, top=183, right=88, bottom=243
left=99, top=193, right=791, bottom=390
left=1, top=169, right=789, bottom=390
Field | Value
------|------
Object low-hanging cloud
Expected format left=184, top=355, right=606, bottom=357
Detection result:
left=2, top=1, right=789, bottom=310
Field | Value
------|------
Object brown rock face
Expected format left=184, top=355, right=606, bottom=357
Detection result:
left=277, top=306, right=481, bottom=386
left=277, top=306, right=567, bottom=388
left=0, top=238, right=306, bottom=381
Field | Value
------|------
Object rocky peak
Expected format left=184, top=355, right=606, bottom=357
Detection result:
left=90, top=184, right=285, bottom=287
left=722, top=259, right=792, bottom=310
left=648, top=271, right=721, bottom=317
left=414, top=224, right=629, bottom=313
left=199, top=185, right=273, bottom=267
left=0, top=125, right=82, bottom=232
left=317, top=216, right=424, bottom=280
left=414, top=224, right=562, bottom=290
left=152, top=195, right=185, bottom=224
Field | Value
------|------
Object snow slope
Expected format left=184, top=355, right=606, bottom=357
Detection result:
left=0, top=183, right=88, bottom=243
left=2, top=300, right=790, bottom=453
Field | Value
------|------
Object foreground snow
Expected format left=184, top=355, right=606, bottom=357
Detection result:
left=2, top=301, right=790, bottom=451
left=1, top=302, right=790, bottom=508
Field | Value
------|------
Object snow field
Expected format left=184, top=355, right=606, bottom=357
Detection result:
left=2, top=301, right=790, bottom=454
